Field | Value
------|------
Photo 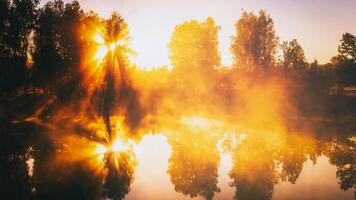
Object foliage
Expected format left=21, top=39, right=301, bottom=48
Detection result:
left=0, top=0, right=39, bottom=95
left=281, top=39, right=307, bottom=71
left=338, top=33, right=356, bottom=63
left=330, top=33, right=356, bottom=93
left=33, top=0, right=83, bottom=88
left=230, top=10, right=278, bottom=70
left=169, top=17, right=220, bottom=73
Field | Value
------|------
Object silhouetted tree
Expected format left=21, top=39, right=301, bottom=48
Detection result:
left=33, top=0, right=83, bottom=93
left=55, top=1, right=83, bottom=100
left=231, top=10, right=278, bottom=71
left=304, top=60, right=330, bottom=97
left=331, top=33, right=356, bottom=94
left=281, top=39, right=307, bottom=71
left=100, top=13, right=129, bottom=138
left=0, top=0, right=39, bottom=95
left=33, top=0, right=65, bottom=87
left=338, top=33, right=356, bottom=63
left=86, top=12, right=143, bottom=138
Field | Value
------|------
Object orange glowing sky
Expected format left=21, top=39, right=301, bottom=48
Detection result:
left=42, top=0, right=356, bottom=69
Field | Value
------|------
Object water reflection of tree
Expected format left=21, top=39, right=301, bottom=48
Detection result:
left=227, top=132, right=320, bottom=200
left=326, top=136, right=356, bottom=197
left=0, top=120, right=136, bottom=200
left=277, top=134, right=319, bottom=184
left=33, top=132, right=101, bottom=200
left=228, top=133, right=278, bottom=200
left=167, top=131, right=220, bottom=200
left=104, top=151, right=136, bottom=200
left=0, top=123, right=35, bottom=199
left=34, top=138, right=136, bottom=200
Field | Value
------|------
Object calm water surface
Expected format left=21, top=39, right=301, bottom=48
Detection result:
left=1, top=117, right=355, bottom=200
left=124, top=132, right=354, bottom=200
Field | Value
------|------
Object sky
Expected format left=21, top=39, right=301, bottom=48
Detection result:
left=42, top=0, right=356, bottom=69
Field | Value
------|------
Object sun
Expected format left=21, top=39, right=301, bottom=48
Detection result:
left=111, top=138, right=130, bottom=152
left=95, top=138, right=131, bottom=156
left=92, top=32, right=121, bottom=65
left=94, top=45, right=109, bottom=63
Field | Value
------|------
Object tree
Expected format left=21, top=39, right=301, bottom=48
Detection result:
left=79, top=12, right=143, bottom=137
left=0, top=0, right=39, bottom=95
left=338, top=33, right=356, bottom=63
left=60, top=1, right=82, bottom=73
left=33, top=0, right=83, bottom=89
left=331, top=33, right=356, bottom=94
left=56, top=1, right=84, bottom=101
left=168, top=17, right=220, bottom=105
left=281, top=39, right=307, bottom=71
left=169, top=17, right=221, bottom=73
left=10, top=0, right=38, bottom=57
left=100, top=13, right=141, bottom=138
left=0, top=0, right=39, bottom=59
left=33, top=0, right=65, bottom=87
left=230, top=10, right=278, bottom=70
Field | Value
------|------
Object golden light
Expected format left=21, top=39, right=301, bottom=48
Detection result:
left=111, top=138, right=130, bottom=152
left=94, top=45, right=109, bottom=63
left=92, top=32, right=121, bottom=65
left=94, top=138, right=131, bottom=156
left=94, top=32, right=105, bottom=44
left=181, top=116, right=223, bottom=130
left=109, top=43, right=117, bottom=51
left=95, top=144, right=109, bottom=155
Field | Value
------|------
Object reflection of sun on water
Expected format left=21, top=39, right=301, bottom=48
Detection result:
left=92, top=137, right=135, bottom=174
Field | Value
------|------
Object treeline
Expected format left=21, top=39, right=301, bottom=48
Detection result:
left=1, top=0, right=82, bottom=97
left=1, top=0, right=356, bottom=115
